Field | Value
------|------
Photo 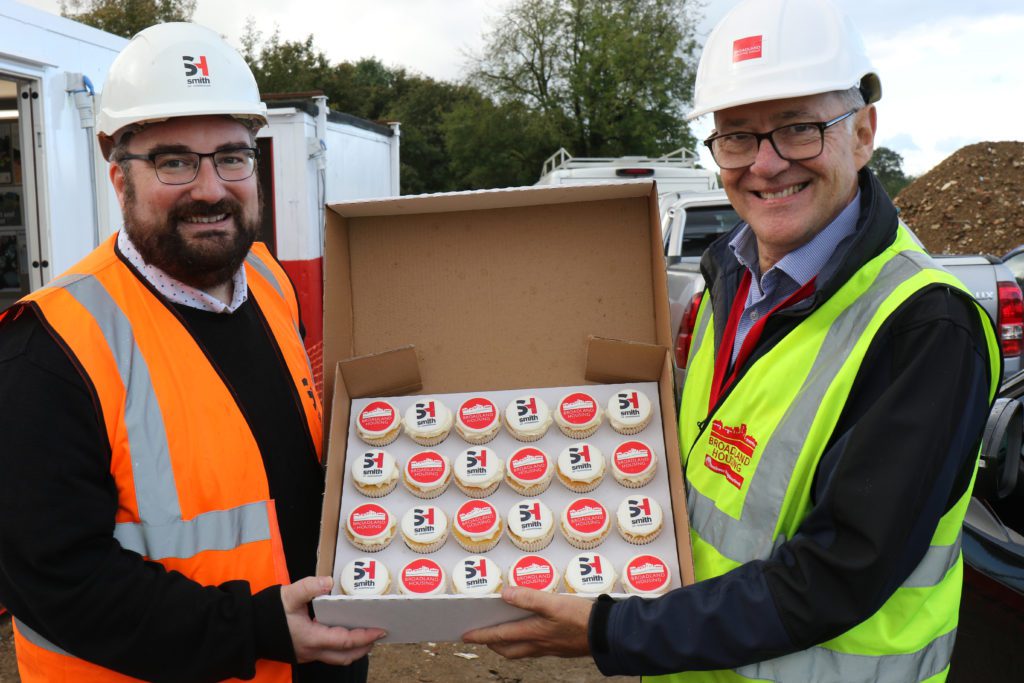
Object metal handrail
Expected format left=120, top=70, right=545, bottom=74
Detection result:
left=540, top=147, right=701, bottom=178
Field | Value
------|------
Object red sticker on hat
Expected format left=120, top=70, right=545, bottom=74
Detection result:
left=558, top=393, right=598, bottom=425
left=459, top=397, right=498, bottom=430
left=349, top=503, right=390, bottom=537
left=456, top=500, right=498, bottom=534
left=401, top=558, right=444, bottom=594
left=565, top=498, right=608, bottom=534
left=358, top=401, right=396, bottom=433
left=626, top=555, right=670, bottom=592
left=509, top=448, right=549, bottom=481
left=406, top=451, right=447, bottom=484
left=614, top=441, right=654, bottom=475
left=733, top=35, right=763, bottom=63
left=512, top=556, right=556, bottom=590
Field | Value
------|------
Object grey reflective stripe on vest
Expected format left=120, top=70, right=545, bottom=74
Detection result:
left=13, top=618, right=71, bottom=657
left=688, top=251, right=940, bottom=565
left=735, top=628, right=955, bottom=683
left=51, top=273, right=273, bottom=560
left=245, top=252, right=285, bottom=299
left=690, top=294, right=712, bottom=367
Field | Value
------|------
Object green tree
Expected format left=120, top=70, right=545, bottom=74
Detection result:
left=470, top=0, right=702, bottom=160
left=60, top=0, right=196, bottom=38
left=869, top=146, right=914, bottom=198
left=240, top=21, right=333, bottom=96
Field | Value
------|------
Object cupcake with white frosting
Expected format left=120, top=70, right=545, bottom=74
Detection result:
left=452, top=499, right=504, bottom=553
left=400, top=504, right=449, bottom=553
left=622, top=554, right=671, bottom=596
left=503, top=394, right=552, bottom=442
left=398, top=558, right=448, bottom=596
left=455, top=396, right=501, bottom=444
left=403, top=398, right=453, bottom=446
left=338, top=557, right=391, bottom=596
left=554, top=391, right=603, bottom=439
left=556, top=443, right=605, bottom=493
left=606, top=389, right=653, bottom=435
left=355, top=400, right=402, bottom=446
left=452, top=555, right=503, bottom=595
left=560, top=497, right=610, bottom=549
left=453, top=447, right=503, bottom=498
left=350, top=448, right=399, bottom=498
left=504, top=446, right=553, bottom=496
left=345, top=502, right=396, bottom=553
left=611, top=440, right=658, bottom=488
left=616, top=494, right=664, bottom=544
left=402, top=450, right=452, bottom=499
left=506, top=498, right=555, bottom=551
left=507, top=555, right=560, bottom=593
left=564, top=552, right=616, bottom=594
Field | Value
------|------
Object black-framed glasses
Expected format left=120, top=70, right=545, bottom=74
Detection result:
left=116, top=146, right=259, bottom=185
left=703, top=110, right=858, bottom=170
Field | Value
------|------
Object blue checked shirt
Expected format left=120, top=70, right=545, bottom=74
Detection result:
left=728, top=192, right=861, bottom=363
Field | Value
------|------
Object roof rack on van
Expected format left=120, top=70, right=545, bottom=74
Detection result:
left=540, top=147, right=701, bottom=178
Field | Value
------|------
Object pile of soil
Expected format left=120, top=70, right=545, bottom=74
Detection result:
left=894, top=141, right=1024, bottom=256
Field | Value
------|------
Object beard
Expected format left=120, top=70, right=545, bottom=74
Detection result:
left=122, top=173, right=263, bottom=291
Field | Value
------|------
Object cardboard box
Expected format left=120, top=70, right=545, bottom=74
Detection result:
left=313, top=181, right=694, bottom=642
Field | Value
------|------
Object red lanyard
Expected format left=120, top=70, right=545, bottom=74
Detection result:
left=707, top=270, right=816, bottom=412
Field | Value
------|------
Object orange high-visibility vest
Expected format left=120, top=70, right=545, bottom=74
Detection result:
left=4, top=235, right=323, bottom=682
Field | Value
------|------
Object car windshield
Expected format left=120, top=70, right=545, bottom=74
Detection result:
left=679, top=206, right=741, bottom=257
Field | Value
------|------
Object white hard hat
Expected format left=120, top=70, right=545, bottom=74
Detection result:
left=97, top=22, right=267, bottom=156
left=687, top=0, right=881, bottom=120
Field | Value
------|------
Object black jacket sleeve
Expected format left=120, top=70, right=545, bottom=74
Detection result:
left=0, top=309, right=295, bottom=683
left=592, top=287, right=993, bottom=675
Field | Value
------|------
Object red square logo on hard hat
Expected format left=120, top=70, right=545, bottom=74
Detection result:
left=733, top=36, right=763, bottom=63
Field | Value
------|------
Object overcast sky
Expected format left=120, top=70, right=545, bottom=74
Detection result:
left=18, top=0, right=1024, bottom=176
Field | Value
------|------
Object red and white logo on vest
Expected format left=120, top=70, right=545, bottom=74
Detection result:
left=456, top=500, right=498, bottom=534
left=509, top=447, right=549, bottom=481
left=401, top=558, right=443, bottom=594
left=705, top=420, right=758, bottom=489
left=558, top=393, right=597, bottom=425
left=732, top=35, right=763, bottom=63
left=359, top=401, right=397, bottom=433
left=349, top=503, right=390, bottom=537
left=512, top=555, right=556, bottom=590
left=459, top=397, right=497, bottom=429
left=406, top=451, right=447, bottom=485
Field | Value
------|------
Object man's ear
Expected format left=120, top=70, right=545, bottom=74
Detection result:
left=110, top=162, right=127, bottom=206
left=854, top=104, right=878, bottom=170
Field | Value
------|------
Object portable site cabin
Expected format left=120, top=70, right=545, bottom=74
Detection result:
left=0, top=1, right=401, bottom=386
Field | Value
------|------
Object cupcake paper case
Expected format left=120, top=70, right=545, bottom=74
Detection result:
left=560, top=497, right=611, bottom=549
left=453, top=499, right=504, bottom=552
left=611, top=440, right=658, bottom=488
left=453, top=447, right=503, bottom=498
left=355, top=400, right=403, bottom=446
left=403, top=450, right=453, bottom=498
left=506, top=498, right=555, bottom=551
left=503, top=394, right=553, bottom=441
left=346, top=502, right=396, bottom=553
left=456, top=396, right=501, bottom=444
left=556, top=443, right=605, bottom=493
left=403, top=398, right=454, bottom=446
left=400, top=504, right=450, bottom=553
left=607, top=388, right=653, bottom=435
left=616, top=494, right=664, bottom=544
left=554, top=391, right=603, bottom=439
left=505, top=446, right=554, bottom=496
left=350, top=448, right=399, bottom=498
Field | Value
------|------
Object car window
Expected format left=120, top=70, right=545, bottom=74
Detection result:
left=1005, top=252, right=1024, bottom=288
left=679, top=206, right=741, bottom=257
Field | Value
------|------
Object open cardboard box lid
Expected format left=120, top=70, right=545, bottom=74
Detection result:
left=316, top=181, right=694, bottom=608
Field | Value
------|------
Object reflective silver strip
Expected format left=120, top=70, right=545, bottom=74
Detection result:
left=53, top=273, right=272, bottom=560
left=903, top=532, right=961, bottom=589
left=13, top=618, right=71, bottom=657
left=245, top=252, right=285, bottom=300
left=690, top=251, right=935, bottom=564
left=735, top=628, right=956, bottom=683
left=114, top=501, right=273, bottom=560
left=689, top=293, right=713, bottom=363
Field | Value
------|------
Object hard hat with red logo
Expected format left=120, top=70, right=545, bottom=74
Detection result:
left=687, top=0, right=881, bottom=120
left=97, top=22, right=267, bottom=158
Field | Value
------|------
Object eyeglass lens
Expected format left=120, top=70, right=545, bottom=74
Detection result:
left=710, top=124, right=823, bottom=169
left=153, top=149, right=257, bottom=184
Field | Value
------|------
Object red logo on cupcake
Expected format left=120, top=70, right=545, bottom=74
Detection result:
left=512, top=556, right=555, bottom=590
left=626, top=555, right=669, bottom=592
left=566, top=498, right=607, bottom=533
left=509, top=448, right=549, bottom=481
left=349, top=504, right=390, bottom=536
left=401, top=558, right=443, bottom=593
left=359, top=401, right=396, bottom=432
left=459, top=397, right=497, bottom=429
left=614, top=441, right=654, bottom=474
left=456, top=500, right=498, bottom=534
left=407, top=451, right=447, bottom=484
left=559, top=393, right=597, bottom=425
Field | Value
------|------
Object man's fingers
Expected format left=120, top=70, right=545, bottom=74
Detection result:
left=488, top=641, right=542, bottom=660
left=500, top=586, right=552, bottom=614
left=281, top=575, right=332, bottom=611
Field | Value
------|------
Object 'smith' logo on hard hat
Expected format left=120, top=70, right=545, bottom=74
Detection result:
left=733, top=36, right=762, bottom=63
left=182, top=55, right=211, bottom=86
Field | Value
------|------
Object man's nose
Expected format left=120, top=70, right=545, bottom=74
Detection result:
left=748, top=137, right=790, bottom=177
left=187, top=156, right=228, bottom=201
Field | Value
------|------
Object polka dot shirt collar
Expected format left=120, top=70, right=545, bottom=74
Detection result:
left=117, top=230, right=248, bottom=314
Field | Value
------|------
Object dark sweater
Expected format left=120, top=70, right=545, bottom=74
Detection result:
left=0, top=277, right=365, bottom=682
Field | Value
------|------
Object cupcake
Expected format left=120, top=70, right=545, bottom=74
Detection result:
left=503, top=394, right=553, bottom=441
left=453, top=447, right=503, bottom=498
left=560, top=497, right=611, bottom=549
left=616, top=494, right=664, bottom=544
left=355, top=400, right=402, bottom=446
left=507, top=555, right=560, bottom=593
left=505, top=447, right=554, bottom=496
left=611, top=440, right=658, bottom=488
left=554, top=392, right=603, bottom=439
left=556, top=443, right=605, bottom=493
left=345, top=502, right=396, bottom=553
left=622, top=554, right=672, bottom=596
left=455, top=397, right=501, bottom=444
left=403, top=398, right=454, bottom=446
left=452, top=499, right=504, bottom=552
left=339, top=557, right=391, bottom=596
left=506, top=498, right=555, bottom=551
left=607, top=389, right=653, bottom=435
left=564, top=552, right=616, bottom=594
left=452, top=555, right=503, bottom=595
left=350, top=448, right=399, bottom=498
left=398, top=557, right=448, bottom=596
left=403, top=450, right=453, bottom=498
left=400, top=504, right=450, bottom=553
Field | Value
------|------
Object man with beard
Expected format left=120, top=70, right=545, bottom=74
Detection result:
left=0, top=23, right=382, bottom=683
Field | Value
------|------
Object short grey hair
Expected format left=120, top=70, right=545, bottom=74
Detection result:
left=831, top=87, right=867, bottom=129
